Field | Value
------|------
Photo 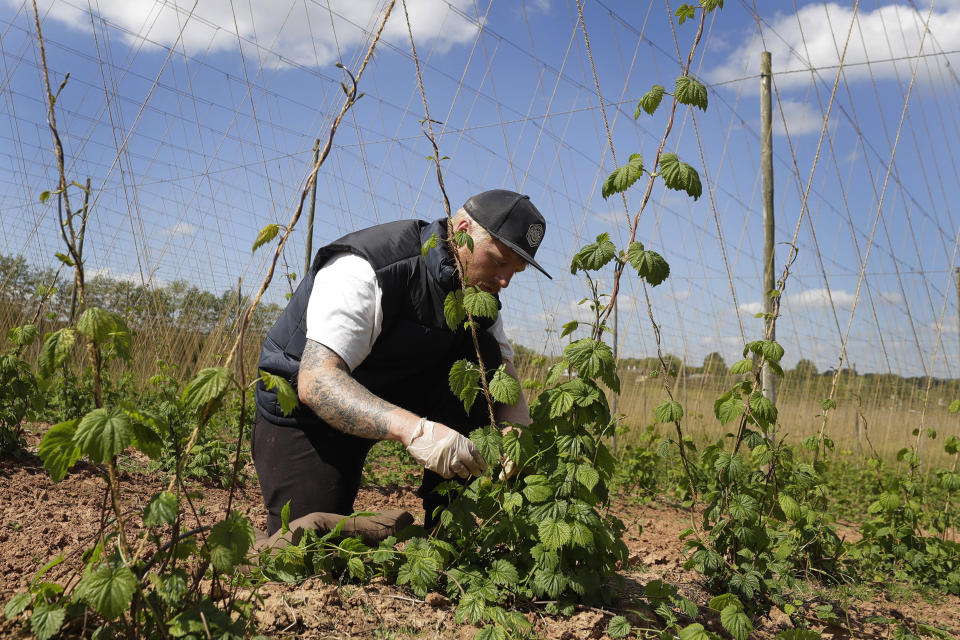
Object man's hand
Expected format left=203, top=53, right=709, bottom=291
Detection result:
left=498, top=454, right=517, bottom=481
left=406, top=419, right=487, bottom=479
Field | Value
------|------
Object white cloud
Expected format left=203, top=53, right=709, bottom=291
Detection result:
left=163, top=221, right=197, bottom=238
left=787, top=287, right=855, bottom=309
left=664, top=288, right=690, bottom=302
left=593, top=209, right=630, bottom=226
left=741, top=287, right=858, bottom=313
left=30, top=0, right=480, bottom=67
left=709, top=2, right=960, bottom=91
left=876, top=291, right=905, bottom=304
left=87, top=266, right=149, bottom=285
left=773, top=99, right=828, bottom=137
left=739, top=300, right=762, bottom=315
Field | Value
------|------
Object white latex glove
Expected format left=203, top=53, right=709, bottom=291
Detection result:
left=498, top=455, right=517, bottom=481
left=406, top=419, right=487, bottom=479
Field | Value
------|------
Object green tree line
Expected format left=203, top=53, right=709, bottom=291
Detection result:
left=0, top=253, right=283, bottom=335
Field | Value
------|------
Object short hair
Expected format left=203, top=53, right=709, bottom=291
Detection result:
left=449, top=208, right=492, bottom=247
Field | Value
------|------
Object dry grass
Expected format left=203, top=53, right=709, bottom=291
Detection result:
left=611, top=376, right=960, bottom=468
left=515, top=360, right=960, bottom=468
left=1, top=305, right=263, bottom=387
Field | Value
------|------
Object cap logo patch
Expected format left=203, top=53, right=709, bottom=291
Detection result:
left=526, top=223, right=544, bottom=248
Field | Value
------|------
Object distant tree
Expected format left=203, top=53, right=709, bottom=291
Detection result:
left=511, top=342, right=546, bottom=371
left=661, top=354, right=682, bottom=377
left=702, top=352, right=726, bottom=374
left=792, top=359, right=817, bottom=378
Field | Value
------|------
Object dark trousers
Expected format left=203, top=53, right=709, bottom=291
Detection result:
left=252, top=405, right=487, bottom=536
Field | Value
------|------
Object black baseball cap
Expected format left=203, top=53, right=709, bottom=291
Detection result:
left=462, top=189, right=551, bottom=279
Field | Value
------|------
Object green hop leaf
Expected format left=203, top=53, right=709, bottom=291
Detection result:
left=474, top=625, right=506, bottom=640
left=76, top=307, right=116, bottom=345
left=564, top=338, right=611, bottom=380
left=143, top=491, right=179, bottom=527
left=658, top=152, right=702, bottom=200
left=456, top=590, right=486, bottom=624
left=39, top=190, right=52, bottom=203
left=4, top=592, right=30, bottom=620
left=7, top=324, right=38, bottom=347
left=678, top=623, right=711, bottom=640
left=949, top=399, right=960, bottom=413
left=601, top=153, right=644, bottom=199
left=463, top=287, right=499, bottom=319
left=454, top=230, right=475, bottom=252
left=252, top=223, right=279, bottom=252
left=721, top=604, right=752, bottom=640
left=38, top=328, right=76, bottom=379
left=701, top=0, right=724, bottom=10
left=78, top=564, right=137, bottom=620
left=576, top=464, right=600, bottom=492
left=259, top=370, right=299, bottom=416
left=29, top=602, right=65, bottom=640
left=470, top=426, right=502, bottom=468
left=563, top=338, right=619, bottom=391
left=560, top=320, right=579, bottom=338
left=608, top=615, right=632, bottom=638
left=654, top=399, right=683, bottom=423
left=547, top=387, right=574, bottom=418
left=38, top=419, right=80, bottom=482
left=636, top=85, right=665, bottom=117
left=714, top=392, right=745, bottom=425
left=489, top=365, right=521, bottom=405
left=523, top=475, right=552, bottom=503
left=570, top=233, right=616, bottom=274
left=120, top=406, right=164, bottom=459
left=749, top=392, right=777, bottom=425
left=675, top=75, right=708, bottom=111
left=54, top=251, right=74, bottom=267
left=488, top=559, right=519, bottom=586
left=626, top=241, right=670, bottom=286
left=182, top=367, right=231, bottom=412
left=421, top=232, right=439, bottom=257
left=444, top=290, right=466, bottom=331
left=778, top=495, right=802, bottom=521
left=821, top=397, right=837, bottom=411
left=73, top=408, right=134, bottom=463
left=761, top=340, right=785, bottom=363
left=675, top=4, right=697, bottom=24
left=538, top=519, right=571, bottom=550
left=448, top=359, right=481, bottom=413
left=729, top=358, right=753, bottom=374
left=708, top=593, right=742, bottom=611
left=208, top=511, right=254, bottom=573
left=502, top=491, right=523, bottom=512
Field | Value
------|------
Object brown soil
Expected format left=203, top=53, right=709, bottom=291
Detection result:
left=1, top=432, right=958, bottom=640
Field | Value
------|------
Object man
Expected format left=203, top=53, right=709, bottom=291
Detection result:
left=253, top=189, right=550, bottom=535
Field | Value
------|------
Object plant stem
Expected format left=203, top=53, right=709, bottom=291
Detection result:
left=400, top=0, right=498, bottom=429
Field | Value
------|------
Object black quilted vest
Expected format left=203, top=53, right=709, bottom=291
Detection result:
left=254, top=218, right=502, bottom=431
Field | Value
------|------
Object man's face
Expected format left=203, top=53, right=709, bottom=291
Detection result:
left=457, top=220, right=527, bottom=295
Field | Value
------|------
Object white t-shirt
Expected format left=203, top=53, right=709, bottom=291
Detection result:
left=305, top=253, right=515, bottom=372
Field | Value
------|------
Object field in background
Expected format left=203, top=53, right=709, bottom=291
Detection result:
left=517, top=360, right=960, bottom=468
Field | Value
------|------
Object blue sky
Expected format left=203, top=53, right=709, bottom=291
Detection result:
left=2, top=0, right=960, bottom=378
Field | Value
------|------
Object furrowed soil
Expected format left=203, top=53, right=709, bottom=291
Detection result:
left=1, top=431, right=958, bottom=639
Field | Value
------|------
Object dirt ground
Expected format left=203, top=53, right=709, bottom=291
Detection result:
left=1, top=434, right=958, bottom=639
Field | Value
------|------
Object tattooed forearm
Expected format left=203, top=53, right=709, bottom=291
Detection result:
left=298, top=339, right=405, bottom=441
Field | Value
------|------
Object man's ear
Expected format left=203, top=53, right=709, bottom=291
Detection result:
left=453, top=217, right=471, bottom=233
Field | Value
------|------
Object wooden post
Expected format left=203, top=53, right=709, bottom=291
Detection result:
left=305, top=138, right=320, bottom=274
left=761, top=52, right=777, bottom=414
